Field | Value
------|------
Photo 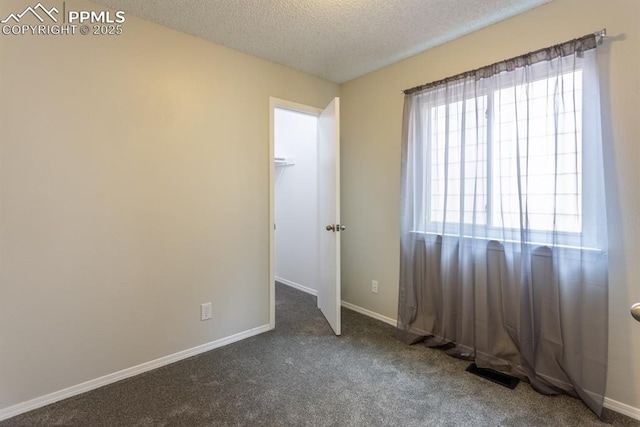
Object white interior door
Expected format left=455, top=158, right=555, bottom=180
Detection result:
left=317, top=98, right=341, bottom=335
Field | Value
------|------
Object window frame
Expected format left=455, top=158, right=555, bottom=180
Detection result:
left=416, top=65, right=599, bottom=249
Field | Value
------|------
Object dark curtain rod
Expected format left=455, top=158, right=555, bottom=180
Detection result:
left=401, top=29, right=606, bottom=95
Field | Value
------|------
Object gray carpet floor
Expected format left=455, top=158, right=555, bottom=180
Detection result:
left=2, top=282, right=639, bottom=426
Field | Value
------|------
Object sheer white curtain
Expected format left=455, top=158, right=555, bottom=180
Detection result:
left=398, top=35, right=608, bottom=417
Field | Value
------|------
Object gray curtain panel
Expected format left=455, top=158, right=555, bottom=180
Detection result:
left=398, top=34, right=609, bottom=418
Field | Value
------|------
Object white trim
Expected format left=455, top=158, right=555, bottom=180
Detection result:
left=269, top=97, right=276, bottom=330
left=276, top=276, right=318, bottom=296
left=604, top=397, right=640, bottom=421
left=341, top=300, right=397, bottom=327
left=268, top=96, right=323, bottom=332
left=409, top=231, right=603, bottom=253
left=1, top=321, right=637, bottom=423
left=536, top=371, right=640, bottom=420
left=0, top=324, right=271, bottom=422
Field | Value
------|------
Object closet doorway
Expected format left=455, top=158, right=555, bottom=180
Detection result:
left=268, top=97, right=342, bottom=335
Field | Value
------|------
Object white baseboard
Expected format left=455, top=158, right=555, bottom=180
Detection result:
left=3, top=312, right=638, bottom=424
left=336, top=302, right=640, bottom=420
left=0, top=324, right=272, bottom=422
left=276, top=276, right=317, bottom=296
left=535, top=373, right=640, bottom=420
left=341, top=300, right=397, bottom=327
left=605, top=397, right=640, bottom=420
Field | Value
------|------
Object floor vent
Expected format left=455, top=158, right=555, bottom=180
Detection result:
left=465, top=363, right=520, bottom=389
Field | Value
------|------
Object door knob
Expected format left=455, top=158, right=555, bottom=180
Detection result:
left=339, top=225, right=346, bottom=231
left=632, top=303, right=640, bottom=322
left=326, top=224, right=335, bottom=231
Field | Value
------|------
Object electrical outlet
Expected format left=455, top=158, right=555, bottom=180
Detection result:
left=201, top=303, right=212, bottom=321
left=371, top=280, right=379, bottom=294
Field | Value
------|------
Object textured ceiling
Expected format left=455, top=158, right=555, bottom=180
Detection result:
left=91, top=0, right=550, bottom=83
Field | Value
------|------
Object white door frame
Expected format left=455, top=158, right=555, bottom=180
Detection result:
left=268, top=97, right=322, bottom=329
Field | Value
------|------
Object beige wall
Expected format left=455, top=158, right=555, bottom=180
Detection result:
left=341, top=0, right=640, bottom=411
left=0, top=0, right=338, bottom=410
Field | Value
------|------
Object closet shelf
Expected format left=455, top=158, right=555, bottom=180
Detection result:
left=274, top=156, right=295, bottom=166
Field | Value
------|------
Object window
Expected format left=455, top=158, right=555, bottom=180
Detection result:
left=491, top=72, right=582, bottom=234
left=428, top=95, right=488, bottom=226
left=419, top=69, right=591, bottom=246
